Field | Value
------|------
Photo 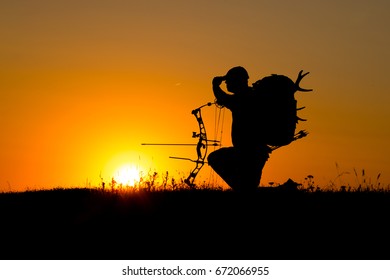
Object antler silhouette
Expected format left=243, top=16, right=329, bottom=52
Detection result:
left=270, top=130, right=309, bottom=151
left=295, top=70, right=313, bottom=92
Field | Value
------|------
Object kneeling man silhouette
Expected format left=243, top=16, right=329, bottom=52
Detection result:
left=208, top=66, right=271, bottom=192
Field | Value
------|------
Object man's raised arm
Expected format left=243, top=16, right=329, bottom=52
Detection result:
left=212, top=76, right=231, bottom=107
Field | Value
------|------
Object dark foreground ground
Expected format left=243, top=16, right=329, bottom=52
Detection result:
left=1, top=187, right=390, bottom=260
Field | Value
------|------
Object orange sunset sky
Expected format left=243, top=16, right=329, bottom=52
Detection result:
left=1, top=0, right=389, bottom=191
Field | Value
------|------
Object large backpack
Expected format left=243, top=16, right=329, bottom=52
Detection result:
left=252, top=70, right=312, bottom=147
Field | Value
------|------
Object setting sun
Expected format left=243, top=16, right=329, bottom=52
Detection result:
left=114, top=165, right=140, bottom=187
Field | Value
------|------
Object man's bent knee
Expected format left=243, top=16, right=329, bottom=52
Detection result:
left=207, top=150, right=217, bottom=167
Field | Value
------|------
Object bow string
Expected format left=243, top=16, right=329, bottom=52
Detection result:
left=183, top=102, right=221, bottom=187
left=170, top=102, right=222, bottom=187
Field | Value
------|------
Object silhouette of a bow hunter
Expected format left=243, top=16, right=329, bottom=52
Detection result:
left=142, top=68, right=312, bottom=190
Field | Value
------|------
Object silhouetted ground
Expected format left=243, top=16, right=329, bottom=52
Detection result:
left=1, top=188, right=390, bottom=260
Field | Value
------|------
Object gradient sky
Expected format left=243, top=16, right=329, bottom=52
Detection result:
left=1, top=0, right=389, bottom=191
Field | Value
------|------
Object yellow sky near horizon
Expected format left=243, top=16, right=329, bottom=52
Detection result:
left=1, top=0, right=390, bottom=191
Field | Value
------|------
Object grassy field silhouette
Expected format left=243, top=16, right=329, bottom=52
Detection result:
left=1, top=175, right=390, bottom=260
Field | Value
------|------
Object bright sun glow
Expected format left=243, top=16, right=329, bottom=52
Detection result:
left=114, top=165, right=140, bottom=186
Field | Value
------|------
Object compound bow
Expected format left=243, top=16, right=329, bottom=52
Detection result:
left=142, top=102, right=223, bottom=188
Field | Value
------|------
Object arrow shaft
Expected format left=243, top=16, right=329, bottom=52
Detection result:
left=142, top=143, right=197, bottom=146
left=142, top=143, right=219, bottom=146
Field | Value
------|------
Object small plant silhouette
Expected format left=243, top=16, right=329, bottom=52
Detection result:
left=304, top=175, right=320, bottom=192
